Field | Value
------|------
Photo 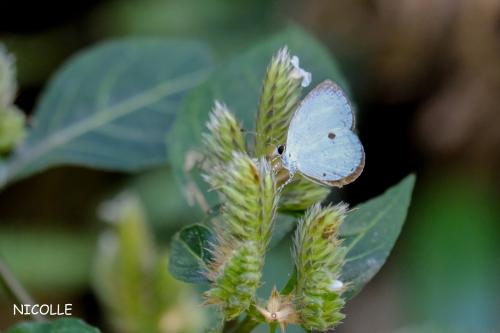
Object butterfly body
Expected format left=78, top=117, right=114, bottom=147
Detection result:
left=278, top=80, right=365, bottom=187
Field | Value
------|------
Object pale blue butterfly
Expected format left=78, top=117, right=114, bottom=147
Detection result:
left=277, top=80, right=365, bottom=187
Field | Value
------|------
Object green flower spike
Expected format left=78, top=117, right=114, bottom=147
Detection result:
left=205, top=153, right=278, bottom=320
left=184, top=102, right=246, bottom=211
left=255, top=46, right=305, bottom=157
left=202, top=101, right=246, bottom=168
left=293, top=203, right=348, bottom=331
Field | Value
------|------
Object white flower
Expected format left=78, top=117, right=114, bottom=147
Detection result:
left=290, top=55, right=311, bottom=87
left=256, top=287, right=300, bottom=333
left=329, top=279, right=344, bottom=292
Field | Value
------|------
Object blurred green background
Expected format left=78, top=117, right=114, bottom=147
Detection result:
left=1, top=0, right=499, bottom=332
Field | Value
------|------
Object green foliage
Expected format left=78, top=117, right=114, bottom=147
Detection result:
left=166, top=32, right=415, bottom=332
left=169, top=26, right=347, bottom=214
left=89, top=0, right=275, bottom=55
left=6, top=318, right=100, bottom=333
left=126, top=167, right=206, bottom=238
left=94, top=193, right=205, bottom=333
left=293, top=204, right=347, bottom=331
left=340, top=174, right=416, bottom=299
left=169, top=176, right=415, bottom=316
left=0, top=106, right=25, bottom=153
left=94, top=193, right=156, bottom=332
left=404, top=175, right=499, bottom=331
left=0, top=228, right=94, bottom=292
left=169, top=224, right=215, bottom=283
left=0, top=46, right=26, bottom=155
left=0, top=39, right=213, bottom=188
left=0, top=25, right=416, bottom=333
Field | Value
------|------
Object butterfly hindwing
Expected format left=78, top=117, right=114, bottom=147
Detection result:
left=295, top=127, right=364, bottom=186
left=285, top=80, right=364, bottom=186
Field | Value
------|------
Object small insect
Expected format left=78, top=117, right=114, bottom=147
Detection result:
left=276, top=80, right=365, bottom=187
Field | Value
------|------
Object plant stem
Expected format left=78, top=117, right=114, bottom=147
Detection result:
left=227, top=315, right=259, bottom=333
left=222, top=318, right=238, bottom=333
left=0, top=256, right=45, bottom=322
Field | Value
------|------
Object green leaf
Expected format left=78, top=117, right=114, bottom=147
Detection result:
left=403, top=175, right=499, bottom=330
left=168, top=26, right=348, bottom=212
left=1, top=39, right=212, bottom=187
left=6, top=318, right=100, bottom=333
left=0, top=228, right=94, bottom=292
left=127, top=167, right=206, bottom=240
left=340, top=174, right=416, bottom=299
left=168, top=223, right=215, bottom=283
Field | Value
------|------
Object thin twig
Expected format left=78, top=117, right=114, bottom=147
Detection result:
left=0, top=256, right=45, bottom=322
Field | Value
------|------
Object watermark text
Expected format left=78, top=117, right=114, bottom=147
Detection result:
left=13, top=304, right=72, bottom=316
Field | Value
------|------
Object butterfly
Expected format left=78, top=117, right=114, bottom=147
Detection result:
left=276, top=80, right=365, bottom=187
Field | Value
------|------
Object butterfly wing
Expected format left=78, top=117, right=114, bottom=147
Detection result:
left=286, top=80, right=364, bottom=187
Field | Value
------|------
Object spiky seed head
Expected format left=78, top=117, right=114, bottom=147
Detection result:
left=202, top=101, right=246, bottom=169
left=204, top=153, right=279, bottom=320
left=205, top=153, right=278, bottom=242
left=187, top=102, right=245, bottom=211
left=293, top=203, right=348, bottom=331
left=204, top=240, right=262, bottom=319
left=254, top=46, right=310, bottom=156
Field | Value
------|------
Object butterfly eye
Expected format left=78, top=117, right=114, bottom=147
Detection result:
left=277, top=145, right=285, bottom=155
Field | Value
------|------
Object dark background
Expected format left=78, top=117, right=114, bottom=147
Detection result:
left=1, top=1, right=499, bottom=332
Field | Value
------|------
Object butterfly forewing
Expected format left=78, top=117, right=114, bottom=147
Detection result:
left=285, top=80, right=364, bottom=186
